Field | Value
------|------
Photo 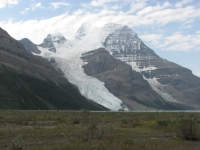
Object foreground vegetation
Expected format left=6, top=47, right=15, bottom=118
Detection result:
left=0, top=110, right=200, bottom=150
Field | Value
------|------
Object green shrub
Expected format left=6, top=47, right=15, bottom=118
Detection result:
left=80, top=124, right=113, bottom=142
left=156, top=119, right=169, bottom=126
left=176, top=115, right=199, bottom=141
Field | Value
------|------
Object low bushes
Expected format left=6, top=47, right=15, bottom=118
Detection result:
left=176, top=115, right=199, bottom=141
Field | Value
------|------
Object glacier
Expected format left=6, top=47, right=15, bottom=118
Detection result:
left=36, top=23, right=125, bottom=111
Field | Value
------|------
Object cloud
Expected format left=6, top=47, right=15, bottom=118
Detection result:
left=175, top=0, right=193, bottom=8
left=197, top=30, right=200, bottom=34
left=0, top=0, right=18, bottom=9
left=85, top=0, right=125, bottom=11
left=194, top=69, right=200, bottom=77
left=20, top=8, right=30, bottom=14
left=139, top=34, right=163, bottom=45
left=162, top=32, right=200, bottom=51
left=50, top=2, right=69, bottom=9
left=0, top=14, right=81, bottom=44
left=0, top=0, right=200, bottom=52
left=89, top=0, right=119, bottom=7
left=137, top=6, right=200, bottom=25
left=20, top=2, right=45, bottom=14
left=128, top=0, right=147, bottom=13
left=180, top=24, right=192, bottom=29
left=166, top=42, right=196, bottom=51
left=140, top=32, right=200, bottom=52
left=136, top=1, right=171, bottom=16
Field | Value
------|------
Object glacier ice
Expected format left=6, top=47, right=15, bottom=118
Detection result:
left=36, top=23, right=125, bottom=110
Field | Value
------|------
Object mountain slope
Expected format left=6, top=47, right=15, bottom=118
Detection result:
left=19, top=38, right=41, bottom=54
left=0, top=27, right=107, bottom=110
left=104, top=25, right=200, bottom=109
left=33, top=22, right=200, bottom=110
left=81, top=48, right=192, bottom=110
left=10, top=22, right=200, bottom=110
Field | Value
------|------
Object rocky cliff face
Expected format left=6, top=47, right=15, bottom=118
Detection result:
left=104, top=25, right=200, bottom=109
left=39, top=33, right=71, bottom=53
left=104, top=25, right=159, bottom=69
left=39, top=34, right=57, bottom=52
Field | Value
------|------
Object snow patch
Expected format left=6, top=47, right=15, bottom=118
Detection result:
left=143, top=76, right=179, bottom=103
left=141, top=66, right=157, bottom=71
left=113, top=55, right=179, bottom=104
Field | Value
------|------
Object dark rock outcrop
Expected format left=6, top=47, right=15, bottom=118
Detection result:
left=38, top=33, right=68, bottom=53
left=19, top=38, right=41, bottom=54
left=39, top=34, right=56, bottom=53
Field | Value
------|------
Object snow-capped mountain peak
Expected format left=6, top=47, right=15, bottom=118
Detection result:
left=38, top=33, right=72, bottom=53
left=74, top=23, right=92, bottom=40
left=74, top=22, right=124, bottom=42
left=100, top=22, right=124, bottom=43
left=50, top=33, right=69, bottom=48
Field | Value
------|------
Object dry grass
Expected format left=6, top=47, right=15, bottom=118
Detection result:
left=0, top=110, right=200, bottom=150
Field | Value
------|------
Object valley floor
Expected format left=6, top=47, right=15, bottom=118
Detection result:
left=0, top=110, right=200, bottom=150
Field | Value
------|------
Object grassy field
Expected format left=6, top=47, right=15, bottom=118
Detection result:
left=0, top=110, right=200, bottom=150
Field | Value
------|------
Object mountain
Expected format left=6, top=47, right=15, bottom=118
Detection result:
left=19, top=38, right=41, bottom=54
left=81, top=48, right=192, bottom=110
left=0, top=27, right=107, bottom=110
left=37, top=32, right=124, bottom=110
left=33, top=22, right=200, bottom=110
left=103, top=25, right=200, bottom=109
left=38, top=33, right=72, bottom=53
